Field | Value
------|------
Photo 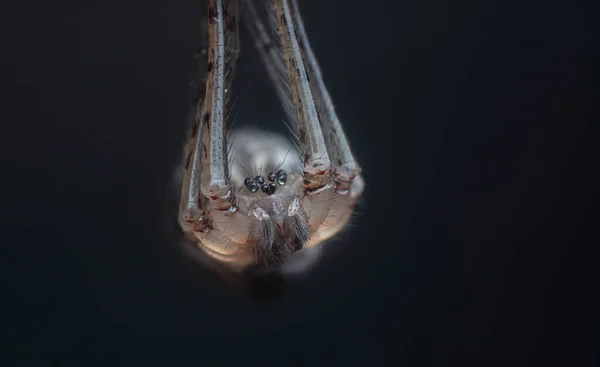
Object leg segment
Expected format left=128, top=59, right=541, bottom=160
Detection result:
left=201, top=0, right=235, bottom=206
left=273, top=0, right=364, bottom=242
left=289, top=0, right=362, bottom=193
left=274, top=0, right=332, bottom=190
left=180, top=0, right=252, bottom=270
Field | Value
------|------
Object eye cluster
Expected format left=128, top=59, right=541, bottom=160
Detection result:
left=244, top=170, right=287, bottom=195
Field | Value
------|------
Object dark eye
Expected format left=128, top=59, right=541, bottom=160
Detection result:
left=267, top=172, right=277, bottom=182
left=261, top=182, right=277, bottom=195
left=276, top=170, right=287, bottom=185
left=254, top=175, right=265, bottom=185
left=244, top=178, right=259, bottom=193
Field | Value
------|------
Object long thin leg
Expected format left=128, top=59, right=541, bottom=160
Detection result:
left=201, top=0, right=235, bottom=206
left=273, top=0, right=363, bottom=241
left=181, top=0, right=237, bottom=226
left=180, top=0, right=252, bottom=269
left=179, top=99, right=208, bottom=233
left=288, top=0, right=362, bottom=194
left=274, top=0, right=332, bottom=191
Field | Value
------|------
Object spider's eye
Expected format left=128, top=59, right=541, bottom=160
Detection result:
left=254, top=175, right=265, bottom=185
left=267, top=172, right=277, bottom=182
left=261, top=183, right=277, bottom=195
left=276, top=170, right=287, bottom=185
left=244, top=178, right=259, bottom=193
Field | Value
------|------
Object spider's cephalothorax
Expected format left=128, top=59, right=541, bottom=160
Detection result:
left=179, top=0, right=364, bottom=276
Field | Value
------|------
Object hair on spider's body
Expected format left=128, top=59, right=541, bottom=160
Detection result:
left=178, top=0, right=364, bottom=281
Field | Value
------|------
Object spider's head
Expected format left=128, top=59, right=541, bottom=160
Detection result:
left=240, top=168, right=310, bottom=269
left=221, top=128, right=310, bottom=268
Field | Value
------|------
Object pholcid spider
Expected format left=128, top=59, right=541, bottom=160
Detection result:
left=179, top=0, right=364, bottom=279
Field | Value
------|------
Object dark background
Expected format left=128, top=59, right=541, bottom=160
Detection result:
left=3, top=0, right=598, bottom=365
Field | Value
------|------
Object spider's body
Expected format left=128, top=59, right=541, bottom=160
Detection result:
left=179, top=0, right=363, bottom=277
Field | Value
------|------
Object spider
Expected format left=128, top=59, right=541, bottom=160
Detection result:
left=178, top=0, right=364, bottom=278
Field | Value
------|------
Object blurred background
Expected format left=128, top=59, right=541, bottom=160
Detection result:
left=3, top=0, right=598, bottom=365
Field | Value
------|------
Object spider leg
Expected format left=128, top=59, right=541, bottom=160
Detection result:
left=179, top=97, right=208, bottom=233
left=274, top=0, right=364, bottom=242
left=180, top=0, right=252, bottom=269
left=275, top=0, right=331, bottom=189
left=288, top=0, right=363, bottom=196
left=201, top=0, right=232, bottom=205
